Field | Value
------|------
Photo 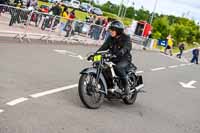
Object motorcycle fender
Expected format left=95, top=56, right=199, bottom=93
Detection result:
left=80, top=68, right=108, bottom=95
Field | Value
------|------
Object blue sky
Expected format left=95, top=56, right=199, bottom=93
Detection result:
left=98, top=0, right=200, bottom=23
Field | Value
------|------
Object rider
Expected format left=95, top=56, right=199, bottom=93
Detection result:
left=96, top=20, right=132, bottom=97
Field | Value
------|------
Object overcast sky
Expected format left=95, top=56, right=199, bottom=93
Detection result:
left=98, top=0, right=200, bottom=23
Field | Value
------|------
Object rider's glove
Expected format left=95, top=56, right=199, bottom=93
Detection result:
left=87, top=55, right=93, bottom=61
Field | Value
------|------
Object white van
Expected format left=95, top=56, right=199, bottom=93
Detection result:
left=63, top=0, right=80, bottom=9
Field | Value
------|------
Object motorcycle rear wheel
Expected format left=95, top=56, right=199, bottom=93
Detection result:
left=123, top=91, right=137, bottom=105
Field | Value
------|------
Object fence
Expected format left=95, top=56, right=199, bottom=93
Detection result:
left=0, top=4, right=106, bottom=44
left=0, top=4, right=155, bottom=49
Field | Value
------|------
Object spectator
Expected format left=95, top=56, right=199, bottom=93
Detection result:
left=49, top=2, right=62, bottom=16
left=59, top=7, right=69, bottom=33
left=103, top=18, right=112, bottom=40
left=85, top=14, right=94, bottom=23
left=176, top=43, right=185, bottom=58
left=9, top=0, right=23, bottom=26
left=62, top=7, right=69, bottom=19
left=69, top=9, right=76, bottom=20
left=191, top=48, right=199, bottom=64
left=91, top=17, right=101, bottom=40
left=143, top=30, right=152, bottom=50
left=13, top=0, right=23, bottom=7
left=0, top=0, right=6, bottom=16
left=64, top=9, right=76, bottom=37
left=164, top=34, right=173, bottom=56
left=26, top=0, right=38, bottom=8
left=0, top=0, right=10, bottom=16
left=49, top=2, right=62, bottom=29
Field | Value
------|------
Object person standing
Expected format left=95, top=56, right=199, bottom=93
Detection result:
left=176, top=43, right=185, bottom=58
left=191, top=48, right=199, bottom=64
left=0, top=0, right=6, bottom=16
left=9, top=0, right=23, bottom=26
left=164, top=34, right=173, bottom=56
left=26, top=0, right=38, bottom=8
left=143, top=30, right=152, bottom=50
left=59, top=7, right=68, bottom=34
left=64, top=9, right=76, bottom=37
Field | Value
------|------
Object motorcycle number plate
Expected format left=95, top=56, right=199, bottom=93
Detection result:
left=93, top=55, right=102, bottom=62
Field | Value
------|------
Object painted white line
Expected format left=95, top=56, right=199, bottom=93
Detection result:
left=30, top=84, right=78, bottom=98
left=168, top=65, right=178, bottom=68
left=136, top=71, right=144, bottom=74
left=160, top=53, right=187, bottom=63
left=151, top=67, right=166, bottom=71
left=69, top=55, right=84, bottom=60
left=180, top=64, right=187, bottom=67
left=179, top=80, right=197, bottom=89
left=54, top=49, right=77, bottom=55
left=187, top=63, right=193, bottom=66
left=0, top=109, right=4, bottom=113
left=6, top=97, right=28, bottom=106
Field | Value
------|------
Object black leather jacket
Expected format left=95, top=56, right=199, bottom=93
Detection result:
left=98, top=33, right=132, bottom=63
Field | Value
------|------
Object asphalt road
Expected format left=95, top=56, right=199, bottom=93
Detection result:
left=0, top=42, right=199, bottom=133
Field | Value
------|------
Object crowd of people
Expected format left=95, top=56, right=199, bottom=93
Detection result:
left=1, top=1, right=199, bottom=64
left=0, top=1, right=116, bottom=41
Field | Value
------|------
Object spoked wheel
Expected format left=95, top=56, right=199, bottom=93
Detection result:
left=78, top=74, right=105, bottom=109
left=123, top=72, right=138, bottom=105
left=123, top=92, right=137, bottom=105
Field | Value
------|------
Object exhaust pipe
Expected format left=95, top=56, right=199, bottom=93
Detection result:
left=130, top=84, right=144, bottom=93
left=136, top=84, right=144, bottom=91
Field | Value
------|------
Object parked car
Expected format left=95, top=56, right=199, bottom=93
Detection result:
left=40, top=0, right=49, bottom=2
left=62, top=0, right=80, bottom=9
left=48, top=0, right=61, bottom=3
left=80, top=2, right=92, bottom=12
left=90, top=7, right=103, bottom=16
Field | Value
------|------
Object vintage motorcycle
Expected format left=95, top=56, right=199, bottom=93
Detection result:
left=78, top=50, right=144, bottom=109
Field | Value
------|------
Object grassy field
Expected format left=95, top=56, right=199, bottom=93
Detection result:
left=38, top=1, right=133, bottom=25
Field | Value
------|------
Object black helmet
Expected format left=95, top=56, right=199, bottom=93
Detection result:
left=109, top=20, right=124, bottom=35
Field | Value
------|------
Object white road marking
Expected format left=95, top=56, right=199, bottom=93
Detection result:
left=30, top=84, right=78, bottom=98
left=136, top=71, right=144, bottom=74
left=69, top=55, right=84, bottom=60
left=6, top=97, right=28, bottom=106
left=54, top=49, right=77, bottom=55
left=179, top=80, right=197, bottom=89
left=180, top=64, right=187, bottom=67
left=160, top=53, right=188, bottom=63
left=187, top=63, right=193, bottom=66
left=0, top=109, right=4, bottom=113
left=151, top=67, right=166, bottom=71
left=168, top=65, right=178, bottom=68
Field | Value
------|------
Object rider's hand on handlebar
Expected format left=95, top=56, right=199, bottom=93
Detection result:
left=87, top=55, right=93, bottom=61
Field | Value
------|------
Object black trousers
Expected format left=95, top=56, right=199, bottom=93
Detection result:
left=114, top=60, right=130, bottom=95
left=177, top=49, right=183, bottom=58
left=114, top=60, right=129, bottom=78
left=191, top=56, right=199, bottom=64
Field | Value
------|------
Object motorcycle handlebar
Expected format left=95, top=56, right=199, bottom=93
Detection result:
left=87, top=51, right=116, bottom=62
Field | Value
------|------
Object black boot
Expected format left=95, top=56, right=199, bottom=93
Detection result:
left=121, top=77, right=129, bottom=96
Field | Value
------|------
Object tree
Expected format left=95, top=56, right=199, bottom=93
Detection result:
left=134, top=8, right=150, bottom=21
left=125, top=7, right=135, bottom=18
left=152, top=16, right=170, bottom=39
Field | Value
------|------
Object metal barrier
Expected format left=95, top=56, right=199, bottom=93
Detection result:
left=0, top=4, right=106, bottom=44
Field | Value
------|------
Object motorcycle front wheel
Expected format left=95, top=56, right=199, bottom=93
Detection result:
left=78, top=74, right=105, bottom=109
